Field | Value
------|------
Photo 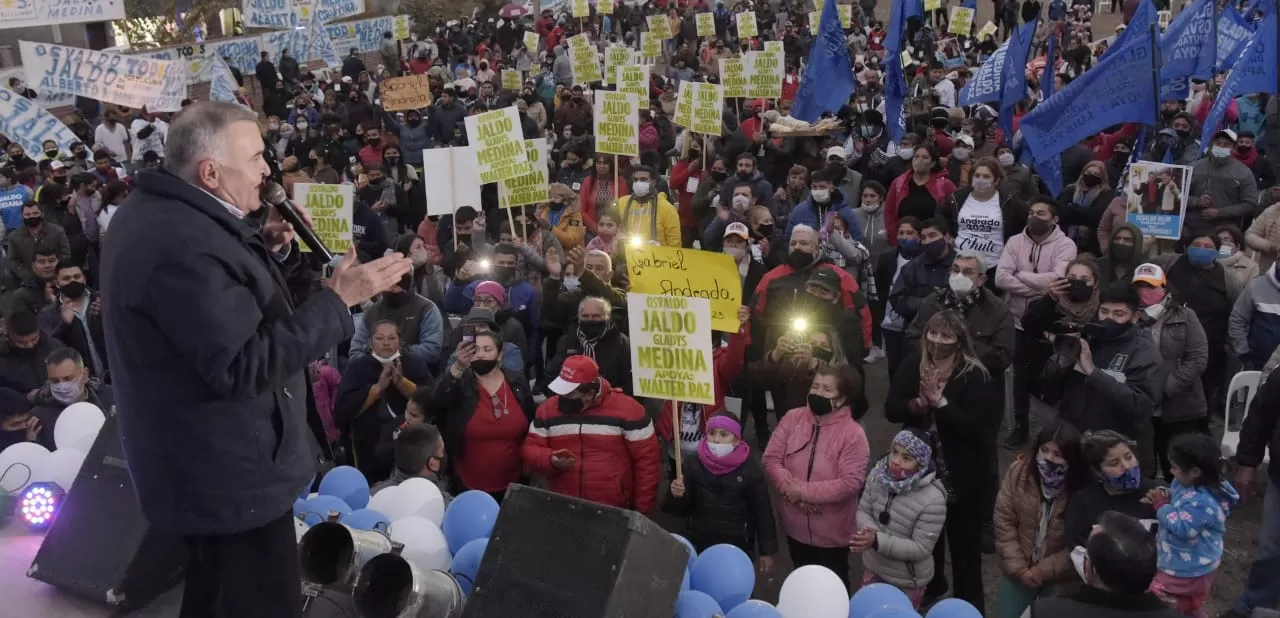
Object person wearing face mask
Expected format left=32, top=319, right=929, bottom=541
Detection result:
left=1056, top=160, right=1115, bottom=256
left=0, top=386, right=54, bottom=451
left=350, top=272, right=445, bottom=367
left=29, top=346, right=113, bottom=430
left=785, top=163, right=864, bottom=244
left=1186, top=129, right=1258, bottom=231
left=939, top=158, right=1030, bottom=286
left=883, top=146, right=957, bottom=247
left=36, top=262, right=107, bottom=379
left=577, top=156, right=630, bottom=227
left=335, top=321, right=433, bottom=483
left=542, top=295, right=630, bottom=395
left=391, top=233, right=446, bottom=308
left=1042, top=283, right=1163, bottom=476
left=381, top=108, right=430, bottom=168
left=889, top=218, right=955, bottom=329
left=614, top=165, right=681, bottom=247
left=717, top=153, right=778, bottom=213
left=762, top=364, right=870, bottom=589
left=906, top=250, right=1015, bottom=375
left=992, top=422, right=1088, bottom=618
left=6, top=202, right=71, bottom=286
left=1231, top=130, right=1276, bottom=189
left=1061, top=432, right=1161, bottom=556
left=1129, top=264, right=1210, bottom=482
left=537, top=183, right=587, bottom=250
left=432, top=330, right=536, bottom=500
left=1215, top=224, right=1258, bottom=297
left=994, top=145, right=1037, bottom=203
left=670, top=136, right=708, bottom=248
left=1150, top=230, right=1234, bottom=404
left=524, top=355, right=661, bottom=512
left=927, top=107, right=957, bottom=158
left=885, top=309, right=1000, bottom=611
left=0, top=312, right=63, bottom=398
left=370, top=422, right=452, bottom=507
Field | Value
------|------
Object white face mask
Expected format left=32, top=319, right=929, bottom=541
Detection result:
left=970, top=178, right=994, bottom=193
left=372, top=350, right=402, bottom=364
left=297, top=122, right=309, bottom=131
left=1143, top=302, right=1166, bottom=320
left=632, top=180, right=651, bottom=197
left=732, top=194, right=750, bottom=210
left=1218, top=244, right=1235, bottom=257
left=952, top=147, right=972, bottom=161
left=948, top=273, right=975, bottom=295
left=810, top=188, right=831, bottom=203
left=1210, top=146, right=1232, bottom=159
left=860, top=200, right=881, bottom=211
left=897, top=148, right=914, bottom=160
left=707, top=441, right=736, bottom=457
left=997, top=152, right=1015, bottom=167
left=50, top=380, right=82, bottom=404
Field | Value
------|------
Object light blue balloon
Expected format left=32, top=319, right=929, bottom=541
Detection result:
left=293, top=499, right=308, bottom=520
left=727, top=599, right=783, bottom=617
left=690, top=544, right=755, bottom=611
left=850, top=582, right=913, bottom=617
left=866, top=607, right=921, bottom=618
left=340, top=508, right=390, bottom=532
left=298, top=474, right=314, bottom=501
left=300, top=495, right=351, bottom=526
left=318, top=465, right=370, bottom=510
left=450, top=538, right=489, bottom=596
left=671, top=533, right=697, bottom=569
left=442, top=490, right=501, bottom=554
left=681, top=567, right=690, bottom=591
left=925, top=599, right=982, bottom=618
left=675, top=590, right=723, bottom=618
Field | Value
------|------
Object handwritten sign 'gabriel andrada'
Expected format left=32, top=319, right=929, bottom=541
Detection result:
left=627, top=293, right=715, bottom=405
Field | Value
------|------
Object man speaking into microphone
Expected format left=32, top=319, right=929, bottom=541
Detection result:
left=100, top=101, right=411, bottom=618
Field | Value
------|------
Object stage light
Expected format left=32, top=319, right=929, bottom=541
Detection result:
left=20, top=483, right=64, bottom=529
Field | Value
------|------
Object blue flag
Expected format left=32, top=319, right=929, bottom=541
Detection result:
left=1033, top=34, right=1062, bottom=196
left=1021, top=27, right=1159, bottom=162
left=1105, top=0, right=1157, bottom=58
left=1199, top=7, right=1278, bottom=153
left=885, top=53, right=909, bottom=143
left=999, top=19, right=1038, bottom=140
left=905, top=0, right=924, bottom=21
left=790, top=0, right=855, bottom=122
left=1216, top=5, right=1257, bottom=72
left=959, top=37, right=1012, bottom=106
left=1158, top=0, right=1215, bottom=87
left=962, top=0, right=977, bottom=8
left=885, top=0, right=912, bottom=57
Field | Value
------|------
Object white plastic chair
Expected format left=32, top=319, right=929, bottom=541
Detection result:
left=1221, top=370, right=1266, bottom=464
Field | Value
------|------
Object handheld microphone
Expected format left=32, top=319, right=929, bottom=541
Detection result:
left=262, top=181, right=334, bottom=263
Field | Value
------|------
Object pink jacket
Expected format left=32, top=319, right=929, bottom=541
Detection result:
left=311, top=364, right=342, bottom=443
left=763, top=406, right=870, bottom=548
left=995, top=227, right=1078, bottom=325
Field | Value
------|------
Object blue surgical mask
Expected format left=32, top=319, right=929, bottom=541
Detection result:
left=1102, top=465, right=1143, bottom=491
left=1186, top=246, right=1218, bottom=266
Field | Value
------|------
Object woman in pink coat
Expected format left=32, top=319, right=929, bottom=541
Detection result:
left=763, top=364, right=870, bottom=590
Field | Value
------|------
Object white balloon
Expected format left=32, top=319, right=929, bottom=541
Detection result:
left=294, top=516, right=311, bottom=543
left=53, top=402, right=105, bottom=451
left=388, top=516, right=452, bottom=571
left=379, top=479, right=434, bottom=523
left=0, top=442, right=52, bottom=493
left=776, top=565, right=850, bottom=618
left=37, top=448, right=87, bottom=492
left=396, top=477, right=445, bottom=525
left=368, top=485, right=402, bottom=515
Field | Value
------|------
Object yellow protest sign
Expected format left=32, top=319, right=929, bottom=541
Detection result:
left=379, top=74, right=432, bottom=111
left=295, top=183, right=353, bottom=253
left=567, top=34, right=602, bottom=84
left=625, top=245, right=743, bottom=332
left=901, top=49, right=913, bottom=69
left=501, top=70, right=522, bottom=91
left=598, top=0, right=615, bottom=14
left=690, top=82, right=723, bottom=136
left=593, top=91, right=639, bottom=157
left=746, top=50, right=783, bottom=99
left=696, top=12, right=715, bottom=37
left=498, top=140, right=550, bottom=209
left=978, top=20, right=997, bottom=40
left=572, top=0, right=589, bottom=18
left=464, top=107, right=532, bottom=184
left=949, top=7, right=974, bottom=35
left=616, top=64, right=649, bottom=99
left=626, top=293, right=716, bottom=405
left=394, top=15, right=412, bottom=41
left=736, top=12, right=758, bottom=38
left=673, top=81, right=694, bottom=128
left=809, top=11, right=821, bottom=35
left=523, top=31, right=539, bottom=51
left=647, top=14, right=673, bottom=39
left=720, top=56, right=747, bottom=98
left=604, top=45, right=634, bottom=84
left=924, top=0, right=941, bottom=10
left=764, top=40, right=783, bottom=52
left=641, top=32, right=662, bottom=58
left=814, top=0, right=825, bottom=12
left=838, top=4, right=852, bottom=27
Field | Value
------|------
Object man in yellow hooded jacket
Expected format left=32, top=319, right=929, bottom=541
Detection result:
left=613, top=165, right=681, bottom=247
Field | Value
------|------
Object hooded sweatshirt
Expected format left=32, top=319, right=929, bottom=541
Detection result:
left=1156, top=480, right=1238, bottom=578
left=995, top=225, right=1079, bottom=325
left=552, top=45, right=574, bottom=86
left=1095, top=222, right=1147, bottom=287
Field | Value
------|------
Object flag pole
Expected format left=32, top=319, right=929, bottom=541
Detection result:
left=1150, top=21, right=1161, bottom=125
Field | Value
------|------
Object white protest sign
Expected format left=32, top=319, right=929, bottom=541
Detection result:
left=690, top=82, right=723, bottom=136
left=244, top=0, right=365, bottom=29
left=498, top=140, right=550, bottom=209
left=594, top=91, right=639, bottom=157
left=294, top=183, right=354, bottom=253
left=464, top=106, right=533, bottom=184
left=746, top=50, right=783, bottom=99
left=422, top=147, right=483, bottom=217
left=673, top=81, right=694, bottom=128
left=616, top=64, right=649, bottom=99
left=0, top=0, right=125, bottom=30
left=627, top=293, right=715, bottom=405
left=22, top=41, right=187, bottom=112
left=567, top=34, right=602, bottom=85
left=0, top=87, right=78, bottom=157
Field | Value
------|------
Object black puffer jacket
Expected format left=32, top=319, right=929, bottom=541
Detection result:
left=663, top=454, right=778, bottom=557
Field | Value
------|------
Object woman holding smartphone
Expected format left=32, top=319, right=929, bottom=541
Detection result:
left=430, top=331, right=537, bottom=502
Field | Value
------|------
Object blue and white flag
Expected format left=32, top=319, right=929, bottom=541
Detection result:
left=999, top=18, right=1038, bottom=139
left=288, top=12, right=342, bottom=67
left=209, top=55, right=248, bottom=109
left=1157, top=0, right=1214, bottom=101
left=21, top=41, right=187, bottom=112
left=959, top=37, right=1011, bottom=106
left=1216, top=5, right=1257, bottom=72
left=1199, top=7, right=1278, bottom=152
left=1032, top=34, right=1062, bottom=196
left=244, top=0, right=366, bottom=29
left=0, top=87, right=78, bottom=159
left=885, top=51, right=909, bottom=143
left=1021, top=28, right=1158, bottom=162
left=790, top=0, right=854, bottom=123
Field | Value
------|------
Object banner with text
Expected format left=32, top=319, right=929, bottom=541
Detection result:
left=523, top=31, right=540, bottom=52
left=950, top=7, right=975, bottom=35
left=616, top=64, right=649, bottom=98
left=696, top=12, right=715, bottom=37
left=381, top=74, right=432, bottom=111
left=720, top=56, right=747, bottom=98
left=465, top=107, right=532, bottom=184
left=244, top=0, right=365, bottom=29
left=295, top=183, right=354, bottom=253
left=746, top=50, right=783, bottom=99
left=691, top=82, right=723, bottom=136
left=0, top=87, right=77, bottom=158
left=647, top=14, right=674, bottom=39
left=736, top=12, right=758, bottom=38
left=627, top=293, right=715, bottom=405
left=598, top=0, right=614, bottom=13
left=572, top=0, right=589, bottom=18
left=498, top=140, right=550, bottom=209
left=641, top=32, right=662, bottom=58
left=626, top=245, right=742, bottom=332
left=1124, top=161, right=1193, bottom=240
left=0, top=0, right=125, bottom=31
left=22, top=42, right=186, bottom=112
left=568, top=34, right=603, bottom=84
left=673, top=81, right=694, bottom=127
left=605, top=45, right=634, bottom=85
left=594, top=91, right=639, bottom=157
left=209, top=55, right=246, bottom=107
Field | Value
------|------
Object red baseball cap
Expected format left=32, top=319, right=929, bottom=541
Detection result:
left=549, top=355, right=599, bottom=396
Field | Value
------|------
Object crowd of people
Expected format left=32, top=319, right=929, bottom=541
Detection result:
left=0, top=0, right=1278, bottom=617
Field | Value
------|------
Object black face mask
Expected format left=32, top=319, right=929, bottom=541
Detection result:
left=1089, top=319, right=1132, bottom=340
left=59, top=281, right=86, bottom=300
left=812, top=347, right=834, bottom=363
left=1026, top=217, right=1053, bottom=237
left=786, top=250, right=814, bottom=269
left=756, top=223, right=774, bottom=237
left=407, top=117, right=422, bottom=127
left=23, top=216, right=41, bottom=228
left=736, top=170, right=753, bottom=181
left=470, top=358, right=499, bottom=375
left=386, top=157, right=401, bottom=167
left=709, top=170, right=728, bottom=182
left=579, top=320, right=608, bottom=339
left=1065, top=279, right=1094, bottom=303
left=44, top=149, right=59, bottom=159
left=557, top=396, right=585, bottom=414
left=922, top=238, right=948, bottom=260
left=1112, top=150, right=1130, bottom=164
left=493, top=266, right=517, bottom=282
left=807, top=393, right=835, bottom=415
left=1081, top=174, right=1102, bottom=188
left=383, top=291, right=412, bottom=307
left=1110, top=243, right=1135, bottom=263
left=74, top=151, right=88, bottom=160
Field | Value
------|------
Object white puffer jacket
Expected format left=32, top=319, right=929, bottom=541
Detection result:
left=856, top=464, right=949, bottom=589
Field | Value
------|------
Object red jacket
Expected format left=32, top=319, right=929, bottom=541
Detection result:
left=669, top=160, right=703, bottom=228
left=523, top=379, right=661, bottom=513
left=654, top=327, right=748, bottom=442
left=578, top=173, right=629, bottom=229
left=752, top=263, right=874, bottom=351
left=882, top=169, right=957, bottom=247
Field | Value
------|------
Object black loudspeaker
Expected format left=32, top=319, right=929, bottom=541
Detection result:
left=27, top=413, right=188, bottom=608
left=461, top=485, right=686, bottom=618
